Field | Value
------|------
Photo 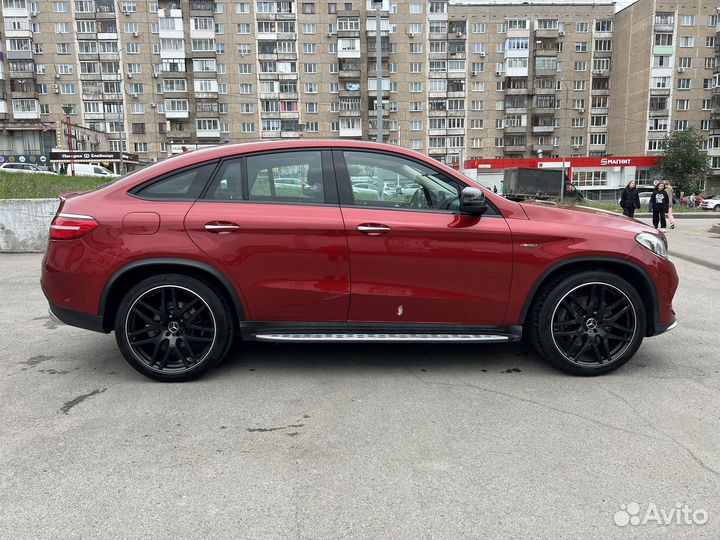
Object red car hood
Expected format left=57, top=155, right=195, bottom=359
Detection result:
left=519, top=202, right=655, bottom=234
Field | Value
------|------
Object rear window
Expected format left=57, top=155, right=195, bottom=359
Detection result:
left=132, top=161, right=218, bottom=200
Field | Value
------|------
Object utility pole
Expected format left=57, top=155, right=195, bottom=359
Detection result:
left=61, top=105, right=75, bottom=176
left=560, top=79, right=568, bottom=202
left=374, top=0, right=383, bottom=143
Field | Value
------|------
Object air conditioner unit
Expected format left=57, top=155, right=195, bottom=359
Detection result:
left=150, top=103, right=156, bottom=108
left=677, top=67, right=685, bottom=73
left=578, top=107, right=585, bottom=113
left=572, top=144, right=580, bottom=149
left=407, top=32, right=415, bottom=38
left=55, top=73, right=61, bottom=79
left=471, top=71, right=477, bottom=77
left=130, top=92, right=138, bottom=98
left=126, top=73, right=133, bottom=79
left=153, top=72, right=159, bottom=78
left=52, top=84, right=60, bottom=94
left=132, top=31, right=139, bottom=37
left=326, top=32, right=333, bottom=37
left=592, top=69, right=602, bottom=74
left=456, top=31, right=463, bottom=36
left=496, top=71, right=503, bottom=76
left=559, top=30, right=566, bottom=36
left=479, top=52, right=486, bottom=57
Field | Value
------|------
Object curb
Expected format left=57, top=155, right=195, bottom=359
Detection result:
left=634, top=212, right=718, bottom=219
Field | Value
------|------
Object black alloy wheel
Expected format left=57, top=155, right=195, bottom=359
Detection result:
left=550, top=282, right=636, bottom=367
left=115, top=274, right=233, bottom=381
left=530, top=271, right=646, bottom=376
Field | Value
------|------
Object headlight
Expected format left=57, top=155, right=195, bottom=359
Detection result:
left=635, top=232, right=667, bottom=259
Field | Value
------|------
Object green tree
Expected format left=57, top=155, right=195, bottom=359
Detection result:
left=652, top=128, right=710, bottom=195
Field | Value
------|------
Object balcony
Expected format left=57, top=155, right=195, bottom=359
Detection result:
left=649, top=108, right=669, bottom=117
left=650, top=87, right=670, bottom=96
left=654, top=23, right=674, bottom=32
left=189, top=0, right=214, bottom=13
left=164, top=109, right=189, bottom=119
left=339, top=70, right=361, bottom=79
left=534, top=28, right=560, bottom=39
left=504, top=145, right=527, bottom=153
left=532, top=125, right=555, bottom=134
left=504, top=124, right=526, bottom=134
left=534, top=48, right=557, bottom=57
left=339, top=126, right=363, bottom=137
left=533, top=106, right=557, bottom=115
left=9, top=70, right=34, bottom=78
left=507, top=87, right=529, bottom=95
left=197, top=130, right=221, bottom=138
left=6, top=50, right=33, bottom=61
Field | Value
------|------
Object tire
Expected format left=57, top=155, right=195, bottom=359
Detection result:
left=529, top=270, right=646, bottom=376
left=713, top=205, right=720, bottom=212
left=115, top=274, right=234, bottom=382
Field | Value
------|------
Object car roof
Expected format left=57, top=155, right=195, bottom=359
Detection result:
left=112, top=139, right=461, bottom=191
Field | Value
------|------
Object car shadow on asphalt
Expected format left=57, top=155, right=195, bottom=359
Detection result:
left=208, top=339, right=556, bottom=379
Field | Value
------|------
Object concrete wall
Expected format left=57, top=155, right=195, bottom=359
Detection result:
left=0, top=199, right=58, bottom=253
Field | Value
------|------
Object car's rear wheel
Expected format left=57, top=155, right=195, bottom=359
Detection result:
left=115, top=274, right=233, bottom=382
left=530, top=271, right=646, bottom=375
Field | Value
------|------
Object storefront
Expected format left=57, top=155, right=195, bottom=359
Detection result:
left=50, top=150, right=139, bottom=174
left=464, top=156, right=659, bottom=201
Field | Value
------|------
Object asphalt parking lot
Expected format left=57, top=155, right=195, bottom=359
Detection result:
left=1, top=218, right=719, bottom=539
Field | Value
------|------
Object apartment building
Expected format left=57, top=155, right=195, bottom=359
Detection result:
left=608, top=0, right=720, bottom=181
left=0, top=0, right=715, bottom=181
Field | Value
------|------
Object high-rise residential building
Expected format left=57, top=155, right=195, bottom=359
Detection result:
left=0, top=0, right=717, bottom=185
left=609, top=0, right=720, bottom=183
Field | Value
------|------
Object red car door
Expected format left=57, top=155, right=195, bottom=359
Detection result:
left=336, top=150, right=513, bottom=326
left=184, top=150, right=350, bottom=322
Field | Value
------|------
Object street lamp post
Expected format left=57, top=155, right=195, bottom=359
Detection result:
left=61, top=105, right=75, bottom=176
left=374, top=0, right=383, bottom=143
left=559, top=78, right=568, bottom=203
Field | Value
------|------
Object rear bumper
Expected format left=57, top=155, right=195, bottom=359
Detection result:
left=48, top=302, right=107, bottom=334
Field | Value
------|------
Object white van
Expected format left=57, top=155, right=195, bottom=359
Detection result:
left=66, top=163, right=119, bottom=178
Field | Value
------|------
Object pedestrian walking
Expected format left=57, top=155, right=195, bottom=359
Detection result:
left=619, top=180, right=641, bottom=218
left=666, top=181, right=676, bottom=229
left=651, top=182, right=670, bottom=232
left=689, top=193, right=696, bottom=209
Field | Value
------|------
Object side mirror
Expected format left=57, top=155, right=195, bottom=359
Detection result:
left=460, top=187, right=487, bottom=215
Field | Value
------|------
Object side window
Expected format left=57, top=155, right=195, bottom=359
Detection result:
left=342, top=151, right=463, bottom=211
left=94, top=167, right=107, bottom=175
left=247, top=151, right=325, bottom=203
left=205, top=158, right=243, bottom=200
left=134, top=161, right=218, bottom=200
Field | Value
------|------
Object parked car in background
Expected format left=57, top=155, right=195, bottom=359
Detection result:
left=67, top=163, right=119, bottom=178
left=0, top=162, right=58, bottom=175
left=700, top=195, right=720, bottom=212
left=679, top=196, right=704, bottom=207
left=41, top=140, right=678, bottom=382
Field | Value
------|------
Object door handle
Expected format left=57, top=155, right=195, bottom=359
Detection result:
left=357, top=224, right=391, bottom=235
left=204, top=222, right=241, bottom=233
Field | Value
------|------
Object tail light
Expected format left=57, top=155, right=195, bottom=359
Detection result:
left=50, top=213, right=98, bottom=240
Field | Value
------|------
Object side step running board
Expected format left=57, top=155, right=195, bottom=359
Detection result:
left=253, top=333, right=512, bottom=343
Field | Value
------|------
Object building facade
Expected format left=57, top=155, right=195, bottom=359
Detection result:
left=608, top=0, right=720, bottom=181
left=0, top=0, right=717, bottom=185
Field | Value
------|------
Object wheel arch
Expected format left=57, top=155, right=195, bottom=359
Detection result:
left=519, top=257, right=659, bottom=337
left=99, top=258, right=246, bottom=333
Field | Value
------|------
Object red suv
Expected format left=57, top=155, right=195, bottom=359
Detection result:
left=41, top=140, right=678, bottom=381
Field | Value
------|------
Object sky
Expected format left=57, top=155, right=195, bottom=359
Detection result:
left=614, top=0, right=640, bottom=11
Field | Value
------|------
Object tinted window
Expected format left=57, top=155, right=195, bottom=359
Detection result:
left=247, top=151, right=325, bottom=203
left=134, top=161, right=217, bottom=200
left=342, top=151, right=463, bottom=212
left=205, top=158, right=243, bottom=200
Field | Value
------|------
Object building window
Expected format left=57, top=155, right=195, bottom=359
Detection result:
left=677, top=79, right=691, bottom=90
left=676, top=99, right=689, bottom=110
left=679, top=36, right=694, bottom=47
left=680, top=15, right=695, bottom=26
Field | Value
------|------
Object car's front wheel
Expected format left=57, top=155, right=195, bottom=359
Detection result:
left=530, top=270, right=646, bottom=375
left=115, top=274, right=234, bottom=382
